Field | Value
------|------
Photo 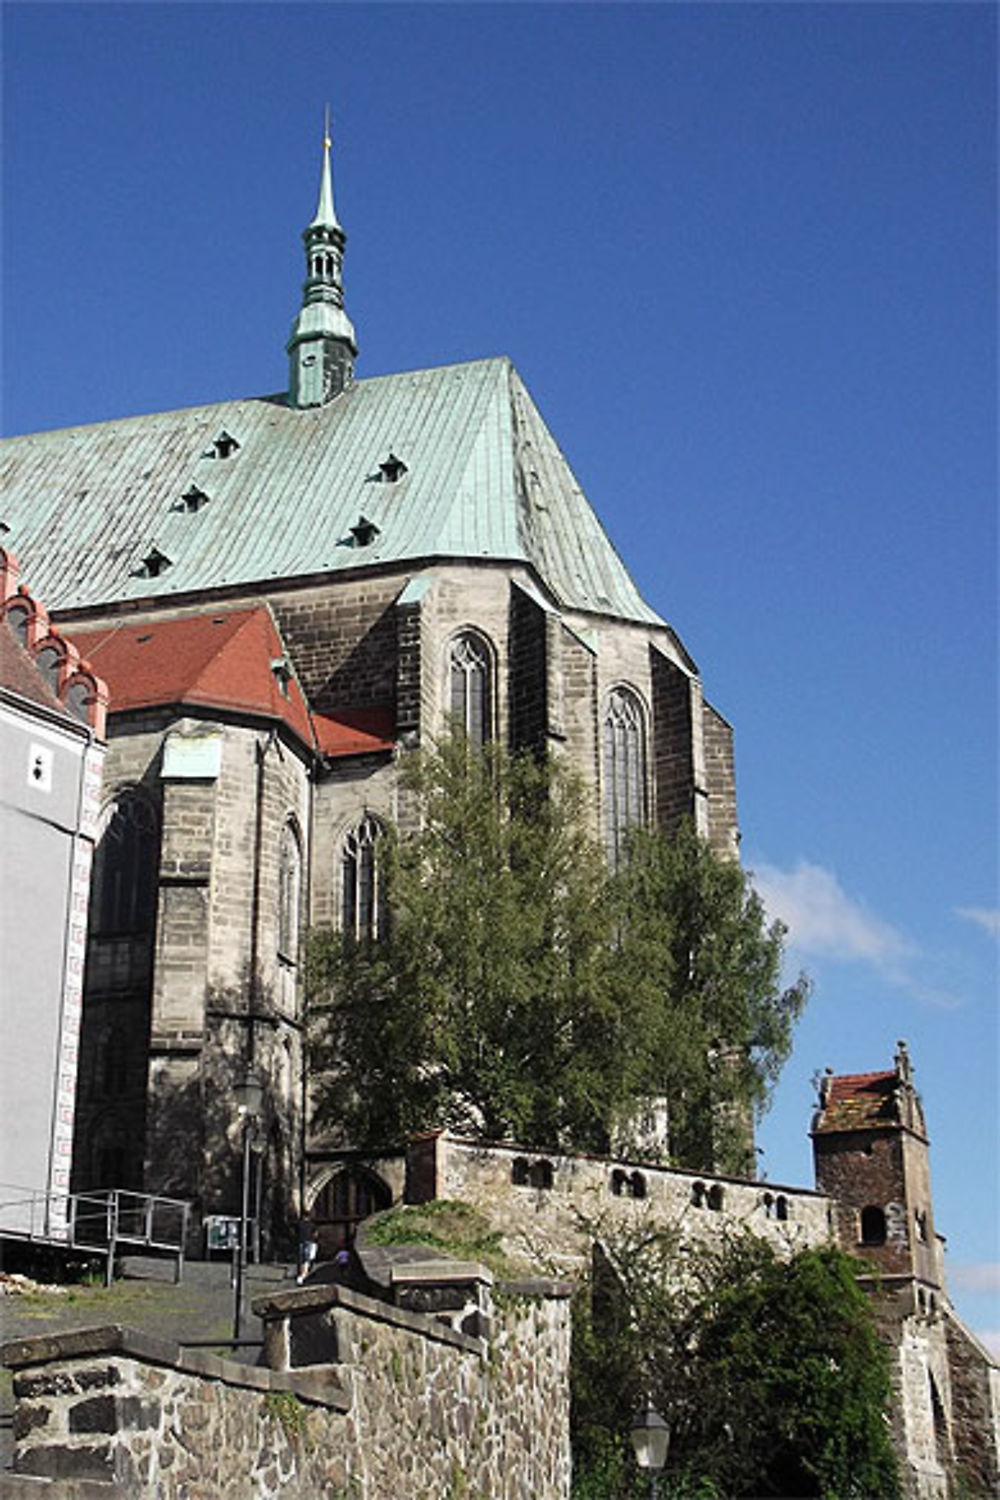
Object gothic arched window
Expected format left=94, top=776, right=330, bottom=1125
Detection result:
left=448, top=631, right=492, bottom=749
left=342, top=815, right=383, bottom=943
left=277, top=822, right=302, bottom=963
left=92, top=793, right=160, bottom=938
left=602, top=686, right=647, bottom=864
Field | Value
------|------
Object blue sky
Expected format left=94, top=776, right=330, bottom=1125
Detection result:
left=4, top=3, right=996, bottom=1342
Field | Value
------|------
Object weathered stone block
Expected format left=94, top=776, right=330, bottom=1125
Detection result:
left=11, top=1402, right=50, bottom=1440
left=69, top=1396, right=116, bottom=1434
left=15, top=1442, right=115, bottom=1481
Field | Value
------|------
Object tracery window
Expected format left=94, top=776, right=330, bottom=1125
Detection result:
left=602, top=686, right=647, bottom=864
left=92, top=793, right=160, bottom=938
left=277, top=822, right=302, bottom=963
left=449, top=631, right=492, bottom=749
left=342, top=815, right=383, bottom=943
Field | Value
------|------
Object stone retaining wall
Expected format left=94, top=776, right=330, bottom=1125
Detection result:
left=2, top=1274, right=572, bottom=1500
left=408, top=1132, right=834, bottom=1273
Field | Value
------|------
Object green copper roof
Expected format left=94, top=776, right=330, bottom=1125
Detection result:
left=0, top=357, right=665, bottom=627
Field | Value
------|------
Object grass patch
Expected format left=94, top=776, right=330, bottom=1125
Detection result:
left=364, top=1200, right=512, bottom=1275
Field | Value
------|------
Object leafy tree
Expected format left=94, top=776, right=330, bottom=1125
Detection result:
left=571, top=1226, right=901, bottom=1500
left=308, top=737, right=807, bottom=1161
left=609, top=822, right=809, bottom=1171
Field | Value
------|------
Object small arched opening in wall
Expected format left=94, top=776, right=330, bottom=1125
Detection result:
left=528, top=1159, right=554, bottom=1190
left=860, top=1204, right=887, bottom=1246
left=309, top=1166, right=392, bottom=1256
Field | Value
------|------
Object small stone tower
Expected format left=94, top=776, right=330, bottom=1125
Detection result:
left=812, top=1043, right=961, bottom=1499
left=287, top=113, right=358, bottom=408
left=811, top=1040, right=944, bottom=1292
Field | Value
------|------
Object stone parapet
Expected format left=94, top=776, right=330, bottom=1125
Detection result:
left=3, top=1269, right=572, bottom=1499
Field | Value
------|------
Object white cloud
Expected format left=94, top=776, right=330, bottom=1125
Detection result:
left=977, top=1330, right=1000, bottom=1359
left=749, top=860, right=961, bottom=1008
left=955, top=906, right=1000, bottom=938
left=751, top=861, right=910, bottom=967
left=949, top=1263, right=1000, bottom=1293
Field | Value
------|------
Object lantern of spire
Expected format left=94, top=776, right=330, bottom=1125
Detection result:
left=287, top=110, right=358, bottom=409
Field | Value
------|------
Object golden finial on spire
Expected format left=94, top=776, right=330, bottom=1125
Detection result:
left=323, top=104, right=332, bottom=152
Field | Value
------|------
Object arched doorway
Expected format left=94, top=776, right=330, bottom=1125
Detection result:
left=310, top=1167, right=391, bottom=1255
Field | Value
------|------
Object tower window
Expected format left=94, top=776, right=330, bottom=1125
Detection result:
left=860, top=1205, right=887, bottom=1246
left=342, top=815, right=383, bottom=943
left=602, top=686, right=647, bottom=865
left=449, top=631, right=493, bottom=749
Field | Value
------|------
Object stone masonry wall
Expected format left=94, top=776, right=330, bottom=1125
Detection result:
left=410, top=1134, right=833, bottom=1275
left=4, top=1277, right=572, bottom=1500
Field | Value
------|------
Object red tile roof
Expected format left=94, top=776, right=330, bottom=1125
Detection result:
left=313, top=706, right=396, bottom=758
left=814, top=1070, right=900, bottom=1133
left=66, top=609, right=397, bottom=759
left=68, top=609, right=315, bottom=747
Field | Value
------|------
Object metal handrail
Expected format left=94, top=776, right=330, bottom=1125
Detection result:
left=0, top=1185, right=190, bottom=1284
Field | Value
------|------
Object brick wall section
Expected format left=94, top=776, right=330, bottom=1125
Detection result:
left=558, top=624, right=599, bottom=815
left=3, top=1277, right=573, bottom=1500
left=508, top=584, right=548, bottom=755
left=394, top=598, right=422, bottom=741
left=650, top=647, right=695, bottom=833
left=271, top=577, right=403, bottom=713
left=702, top=701, right=738, bottom=859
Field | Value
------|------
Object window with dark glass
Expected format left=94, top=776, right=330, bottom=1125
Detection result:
left=602, top=686, right=646, bottom=864
left=449, top=632, right=492, bottom=749
left=860, top=1205, right=887, bottom=1245
left=92, top=794, right=159, bottom=938
left=278, top=822, right=302, bottom=962
left=342, top=815, right=383, bottom=942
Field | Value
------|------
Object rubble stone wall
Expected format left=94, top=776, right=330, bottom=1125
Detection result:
left=3, top=1277, right=572, bottom=1500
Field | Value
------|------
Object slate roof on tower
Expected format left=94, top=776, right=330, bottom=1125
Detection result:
left=0, top=357, right=665, bottom=629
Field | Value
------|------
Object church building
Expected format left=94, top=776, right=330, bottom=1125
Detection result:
left=1, top=130, right=737, bottom=1249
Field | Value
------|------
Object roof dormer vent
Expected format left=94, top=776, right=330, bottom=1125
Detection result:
left=180, top=486, right=210, bottom=513
left=139, top=546, right=172, bottom=579
left=211, top=431, right=240, bottom=459
left=350, top=516, right=381, bottom=548
left=270, top=656, right=292, bottom=699
left=378, top=453, right=408, bottom=484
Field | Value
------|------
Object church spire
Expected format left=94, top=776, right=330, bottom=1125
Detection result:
left=310, top=107, right=340, bottom=230
left=287, top=111, right=357, bottom=409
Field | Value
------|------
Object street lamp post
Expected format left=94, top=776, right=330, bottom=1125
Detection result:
left=631, top=1400, right=670, bottom=1500
left=232, top=1069, right=264, bottom=1344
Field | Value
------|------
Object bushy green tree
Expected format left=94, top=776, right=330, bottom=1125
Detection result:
left=308, top=738, right=807, bottom=1160
left=610, top=822, right=808, bottom=1171
left=571, top=1226, right=901, bottom=1500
